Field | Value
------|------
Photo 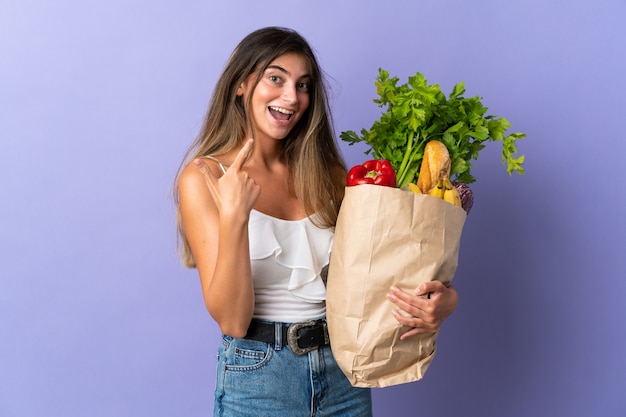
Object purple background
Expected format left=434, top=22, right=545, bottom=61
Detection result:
left=2, top=1, right=625, bottom=416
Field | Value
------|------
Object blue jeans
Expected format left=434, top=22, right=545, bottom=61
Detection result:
left=214, top=333, right=372, bottom=417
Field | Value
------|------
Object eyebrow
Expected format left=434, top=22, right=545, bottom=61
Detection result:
left=266, top=64, right=310, bottom=79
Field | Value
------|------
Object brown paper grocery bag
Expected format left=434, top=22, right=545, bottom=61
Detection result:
left=326, top=184, right=466, bottom=388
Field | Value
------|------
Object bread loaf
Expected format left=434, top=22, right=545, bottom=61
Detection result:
left=417, top=140, right=451, bottom=194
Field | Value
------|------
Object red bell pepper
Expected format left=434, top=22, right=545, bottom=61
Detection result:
left=347, top=159, right=397, bottom=188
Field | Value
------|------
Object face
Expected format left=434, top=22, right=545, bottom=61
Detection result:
left=239, top=53, right=311, bottom=142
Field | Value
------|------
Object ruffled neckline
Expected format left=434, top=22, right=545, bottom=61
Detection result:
left=248, top=209, right=334, bottom=303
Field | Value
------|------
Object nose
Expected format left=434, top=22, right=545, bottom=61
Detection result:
left=282, top=83, right=298, bottom=104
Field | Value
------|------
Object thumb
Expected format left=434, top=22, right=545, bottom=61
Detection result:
left=415, top=281, right=446, bottom=296
left=193, top=158, right=220, bottom=199
left=194, top=158, right=215, bottom=180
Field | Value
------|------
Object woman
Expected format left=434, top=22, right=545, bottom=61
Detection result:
left=174, top=26, right=458, bottom=416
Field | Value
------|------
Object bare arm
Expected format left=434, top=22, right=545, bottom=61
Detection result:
left=178, top=139, right=261, bottom=337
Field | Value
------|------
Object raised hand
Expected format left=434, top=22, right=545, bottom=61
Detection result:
left=193, top=138, right=261, bottom=219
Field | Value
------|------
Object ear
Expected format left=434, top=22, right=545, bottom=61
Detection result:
left=236, top=83, right=245, bottom=97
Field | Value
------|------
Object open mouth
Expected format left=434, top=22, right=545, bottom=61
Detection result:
left=269, top=106, right=294, bottom=121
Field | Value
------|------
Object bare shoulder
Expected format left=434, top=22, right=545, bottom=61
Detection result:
left=178, top=157, right=224, bottom=192
left=177, top=158, right=223, bottom=216
left=177, top=159, right=222, bottom=238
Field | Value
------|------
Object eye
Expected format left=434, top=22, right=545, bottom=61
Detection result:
left=297, top=81, right=310, bottom=92
left=269, top=75, right=282, bottom=83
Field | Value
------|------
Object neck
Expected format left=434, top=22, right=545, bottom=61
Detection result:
left=248, top=136, right=284, bottom=170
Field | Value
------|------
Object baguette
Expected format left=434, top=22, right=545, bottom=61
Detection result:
left=417, top=140, right=451, bottom=194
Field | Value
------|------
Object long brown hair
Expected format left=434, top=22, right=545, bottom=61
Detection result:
left=174, top=27, right=346, bottom=267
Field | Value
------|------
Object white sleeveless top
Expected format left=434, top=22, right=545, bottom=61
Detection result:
left=248, top=209, right=334, bottom=323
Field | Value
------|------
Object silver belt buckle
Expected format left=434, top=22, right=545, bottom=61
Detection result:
left=287, top=320, right=321, bottom=356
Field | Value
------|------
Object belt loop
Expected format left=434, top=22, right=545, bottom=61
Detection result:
left=274, top=322, right=283, bottom=351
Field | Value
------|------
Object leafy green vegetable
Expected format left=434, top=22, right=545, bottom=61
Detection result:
left=340, top=69, right=526, bottom=188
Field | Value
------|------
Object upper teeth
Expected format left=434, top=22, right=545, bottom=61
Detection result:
left=269, top=106, right=294, bottom=115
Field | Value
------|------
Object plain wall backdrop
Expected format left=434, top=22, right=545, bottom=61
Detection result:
left=1, top=0, right=625, bottom=416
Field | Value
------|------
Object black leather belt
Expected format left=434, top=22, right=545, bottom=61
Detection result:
left=244, top=319, right=330, bottom=356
